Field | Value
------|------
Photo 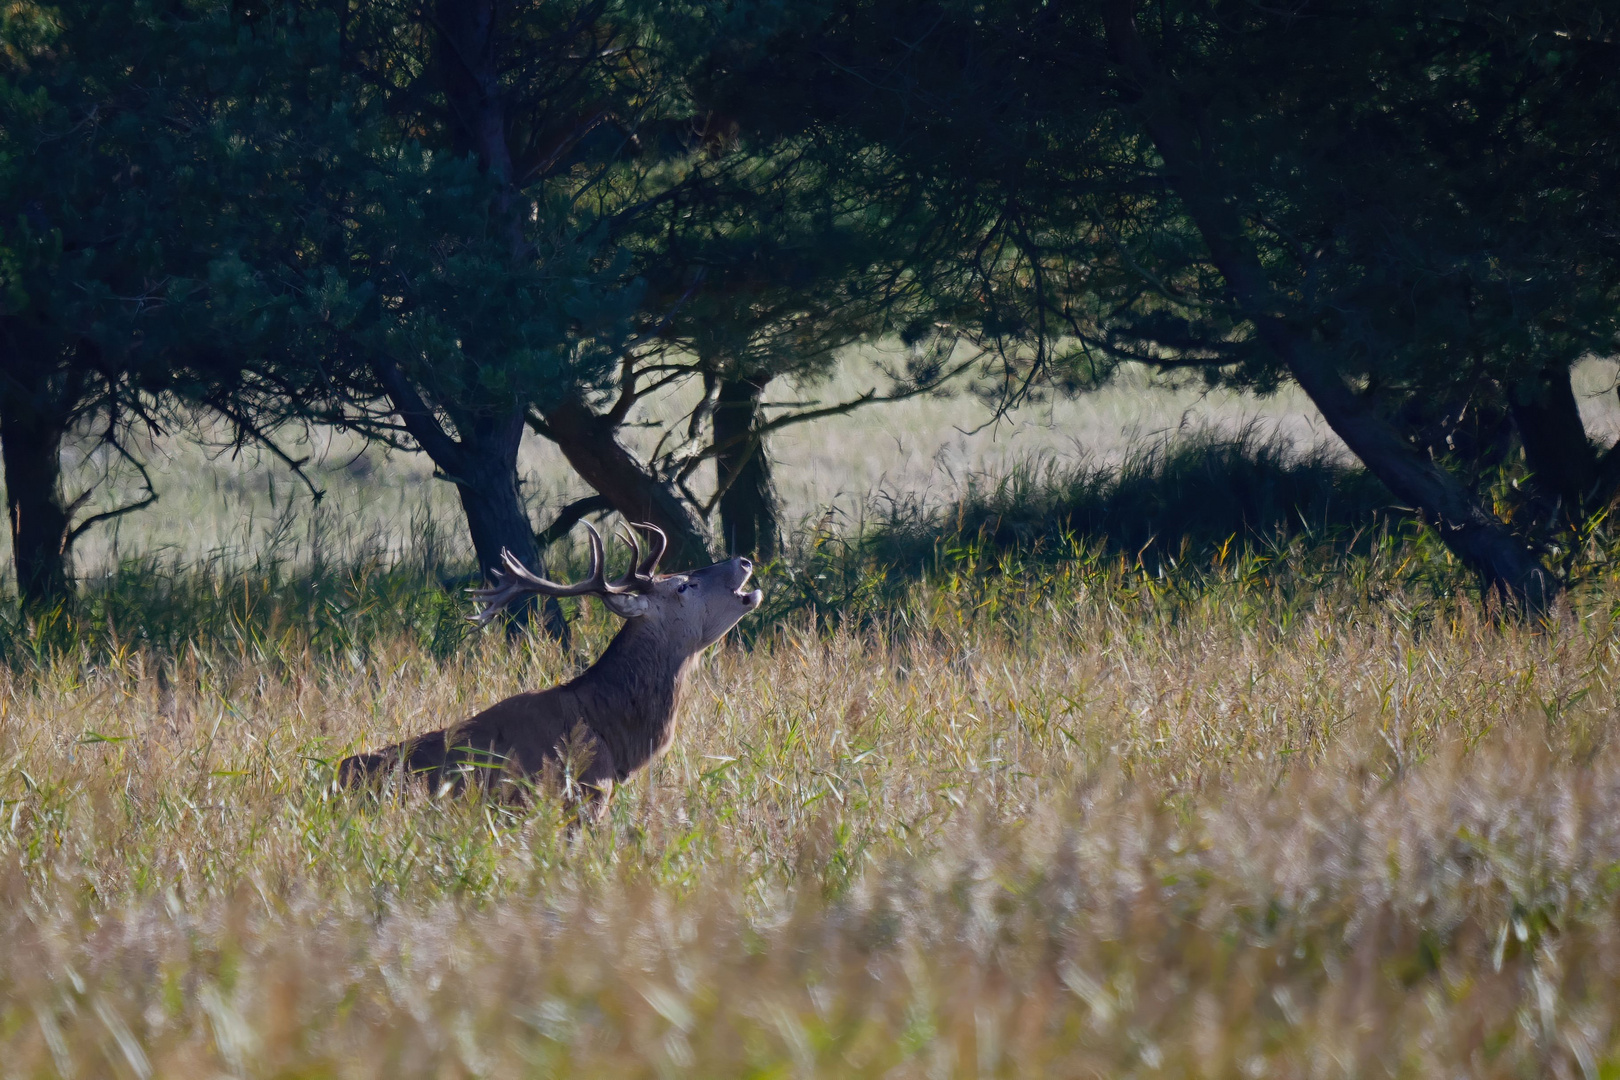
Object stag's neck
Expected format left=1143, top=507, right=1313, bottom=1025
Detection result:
left=565, top=620, right=696, bottom=775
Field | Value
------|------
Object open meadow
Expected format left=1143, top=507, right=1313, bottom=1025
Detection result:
left=4, top=370, right=1620, bottom=1077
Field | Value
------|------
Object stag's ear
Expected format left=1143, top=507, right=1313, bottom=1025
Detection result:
left=599, top=592, right=650, bottom=619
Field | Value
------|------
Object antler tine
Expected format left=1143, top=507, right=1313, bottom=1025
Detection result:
left=608, top=523, right=645, bottom=592
left=467, top=560, right=530, bottom=626
left=633, top=522, right=667, bottom=578
left=466, top=526, right=612, bottom=625
left=622, top=523, right=645, bottom=570
left=564, top=522, right=609, bottom=592
left=584, top=522, right=607, bottom=583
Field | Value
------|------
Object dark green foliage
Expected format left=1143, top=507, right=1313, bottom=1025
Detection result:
left=0, top=1, right=369, bottom=606
left=706, top=0, right=1620, bottom=607
left=0, top=2, right=230, bottom=605
left=202, top=1, right=662, bottom=611
left=6, top=0, right=1620, bottom=624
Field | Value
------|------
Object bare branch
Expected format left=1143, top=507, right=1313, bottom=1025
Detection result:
left=63, top=436, right=159, bottom=549
left=207, top=400, right=326, bottom=502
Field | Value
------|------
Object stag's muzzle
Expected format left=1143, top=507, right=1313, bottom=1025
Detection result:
left=732, top=556, right=763, bottom=611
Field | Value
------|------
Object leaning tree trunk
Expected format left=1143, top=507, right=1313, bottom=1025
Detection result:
left=0, top=378, right=74, bottom=612
left=713, top=375, right=780, bottom=559
left=539, top=396, right=713, bottom=568
left=375, top=362, right=565, bottom=637
left=453, top=424, right=566, bottom=639
left=1103, top=0, right=1554, bottom=612
left=1509, top=362, right=1598, bottom=524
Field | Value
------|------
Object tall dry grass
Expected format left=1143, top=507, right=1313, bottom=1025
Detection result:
left=4, top=537, right=1620, bottom=1077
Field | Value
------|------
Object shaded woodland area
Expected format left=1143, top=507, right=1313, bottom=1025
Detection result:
left=3, top=0, right=1617, bottom=622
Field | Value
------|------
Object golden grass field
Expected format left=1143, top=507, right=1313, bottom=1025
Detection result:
left=4, top=362, right=1620, bottom=1076
left=3, top=542, right=1620, bottom=1076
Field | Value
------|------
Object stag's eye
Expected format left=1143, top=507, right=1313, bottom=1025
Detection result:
left=677, top=581, right=692, bottom=594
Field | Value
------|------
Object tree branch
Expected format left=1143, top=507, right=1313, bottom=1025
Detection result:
left=535, top=493, right=613, bottom=548
left=207, top=400, right=325, bottom=502
left=63, top=436, right=159, bottom=549
left=373, top=358, right=465, bottom=469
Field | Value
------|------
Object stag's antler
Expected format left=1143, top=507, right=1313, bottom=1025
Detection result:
left=468, top=521, right=666, bottom=626
left=636, top=522, right=667, bottom=577
left=607, top=521, right=668, bottom=591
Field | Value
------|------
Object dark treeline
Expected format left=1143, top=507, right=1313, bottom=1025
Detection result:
left=1, top=0, right=1616, bottom=623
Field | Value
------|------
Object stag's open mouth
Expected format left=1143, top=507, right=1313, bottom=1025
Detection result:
left=733, top=562, right=763, bottom=611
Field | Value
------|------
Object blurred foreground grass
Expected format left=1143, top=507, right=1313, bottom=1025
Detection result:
left=5, top=496, right=1620, bottom=1076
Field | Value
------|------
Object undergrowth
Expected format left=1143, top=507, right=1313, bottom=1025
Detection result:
left=4, top=521, right=1620, bottom=1075
left=0, top=432, right=1485, bottom=666
left=4, top=432, right=1620, bottom=1074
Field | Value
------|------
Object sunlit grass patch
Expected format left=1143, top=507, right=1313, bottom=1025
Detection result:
left=3, top=534, right=1620, bottom=1073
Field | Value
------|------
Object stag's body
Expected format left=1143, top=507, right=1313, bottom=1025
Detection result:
left=338, top=524, right=760, bottom=806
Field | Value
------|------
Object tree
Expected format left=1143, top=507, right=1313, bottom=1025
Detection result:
left=1092, top=0, right=1619, bottom=607
left=194, top=0, right=708, bottom=631
left=563, top=33, right=985, bottom=560
left=716, top=0, right=1620, bottom=609
left=0, top=2, right=241, bottom=610
left=622, top=152, right=967, bottom=559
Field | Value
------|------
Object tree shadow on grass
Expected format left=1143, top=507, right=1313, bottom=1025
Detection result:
left=0, top=428, right=1417, bottom=662
left=864, top=426, right=1402, bottom=575
left=748, top=427, right=1424, bottom=634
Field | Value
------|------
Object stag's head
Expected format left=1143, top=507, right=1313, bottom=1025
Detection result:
left=470, top=522, right=762, bottom=654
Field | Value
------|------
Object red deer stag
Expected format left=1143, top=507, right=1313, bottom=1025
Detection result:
left=338, top=522, right=761, bottom=811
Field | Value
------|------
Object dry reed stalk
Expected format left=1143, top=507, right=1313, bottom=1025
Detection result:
left=2, top=562, right=1620, bottom=1076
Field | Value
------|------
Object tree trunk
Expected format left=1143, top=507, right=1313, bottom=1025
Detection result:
left=1509, top=363, right=1597, bottom=522
left=1102, top=1, right=1555, bottom=611
left=454, top=426, right=566, bottom=639
left=374, top=361, right=564, bottom=636
left=0, top=377, right=73, bottom=611
left=435, top=0, right=522, bottom=246
left=430, top=0, right=696, bottom=595
left=538, top=396, right=713, bottom=568
left=714, top=375, right=779, bottom=558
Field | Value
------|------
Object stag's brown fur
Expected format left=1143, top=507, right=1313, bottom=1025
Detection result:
left=338, top=525, right=761, bottom=811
